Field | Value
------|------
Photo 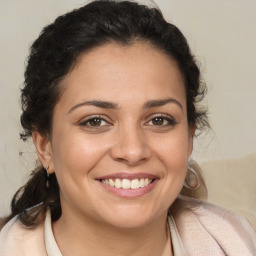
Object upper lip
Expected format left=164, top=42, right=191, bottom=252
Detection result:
left=96, top=172, right=159, bottom=180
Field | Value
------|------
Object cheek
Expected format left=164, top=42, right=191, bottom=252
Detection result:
left=150, top=128, right=191, bottom=193
left=51, top=125, right=108, bottom=178
left=151, top=129, right=191, bottom=169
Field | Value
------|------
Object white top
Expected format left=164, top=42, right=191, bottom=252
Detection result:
left=44, top=211, right=183, bottom=256
left=168, top=215, right=184, bottom=256
left=44, top=211, right=62, bottom=256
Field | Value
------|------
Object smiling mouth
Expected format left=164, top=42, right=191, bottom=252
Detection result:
left=100, top=178, right=155, bottom=190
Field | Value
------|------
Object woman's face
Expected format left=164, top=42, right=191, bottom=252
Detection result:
left=46, top=42, right=194, bottom=228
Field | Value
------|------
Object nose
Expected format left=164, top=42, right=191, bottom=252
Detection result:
left=110, top=126, right=151, bottom=166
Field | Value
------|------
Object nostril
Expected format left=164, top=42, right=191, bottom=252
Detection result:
left=114, top=156, right=148, bottom=166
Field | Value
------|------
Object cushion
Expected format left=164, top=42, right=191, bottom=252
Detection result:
left=201, top=153, right=256, bottom=230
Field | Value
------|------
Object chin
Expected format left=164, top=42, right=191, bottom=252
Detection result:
left=99, top=205, right=165, bottom=229
left=107, top=216, right=153, bottom=229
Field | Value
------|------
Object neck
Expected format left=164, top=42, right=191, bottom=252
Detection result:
left=53, top=209, right=171, bottom=256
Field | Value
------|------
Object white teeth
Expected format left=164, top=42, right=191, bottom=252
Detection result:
left=101, top=178, right=153, bottom=189
left=139, top=178, right=145, bottom=188
left=109, top=179, right=115, bottom=187
left=122, top=179, right=131, bottom=189
left=131, top=179, right=140, bottom=189
left=115, top=178, right=122, bottom=188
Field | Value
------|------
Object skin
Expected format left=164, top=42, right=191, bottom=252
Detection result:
left=33, top=41, right=194, bottom=256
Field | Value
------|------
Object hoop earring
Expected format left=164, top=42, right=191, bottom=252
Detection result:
left=184, top=160, right=201, bottom=190
left=45, top=166, right=50, bottom=188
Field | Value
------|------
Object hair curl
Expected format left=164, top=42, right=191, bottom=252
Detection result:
left=3, top=0, right=209, bottom=228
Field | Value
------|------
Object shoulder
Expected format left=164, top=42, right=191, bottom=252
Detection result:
left=0, top=215, right=47, bottom=256
left=171, top=196, right=256, bottom=255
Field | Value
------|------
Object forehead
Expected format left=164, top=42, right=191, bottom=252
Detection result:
left=58, top=41, right=186, bottom=107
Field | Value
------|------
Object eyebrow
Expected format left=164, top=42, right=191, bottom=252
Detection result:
left=68, top=100, right=119, bottom=114
left=68, top=97, right=182, bottom=114
left=143, top=98, right=183, bottom=110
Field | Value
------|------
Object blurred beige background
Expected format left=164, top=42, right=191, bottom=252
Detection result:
left=0, top=0, right=256, bottom=215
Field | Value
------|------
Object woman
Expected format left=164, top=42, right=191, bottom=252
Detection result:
left=0, top=1, right=255, bottom=255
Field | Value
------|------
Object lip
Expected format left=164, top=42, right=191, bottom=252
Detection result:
left=96, top=172, right=159, bottom=198
left=96, top=172, right=158, bottom=180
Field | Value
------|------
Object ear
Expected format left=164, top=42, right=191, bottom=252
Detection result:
left=32, top=131, right=55, bottom=174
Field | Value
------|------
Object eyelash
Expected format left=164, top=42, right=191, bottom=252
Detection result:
left=78, top=114, right=177, bottom=129
left=145, top=114, right=177, bottom=127
left=79, top=115, right=110, bottom=128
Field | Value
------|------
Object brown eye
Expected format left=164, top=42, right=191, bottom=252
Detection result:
left=147, top=115, right=177, bottom=127
left=152, top=117, right=164, bottom=126
left=88, top=118, right=102, bottom=126
left=79, top=117, right=109, bottom=128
